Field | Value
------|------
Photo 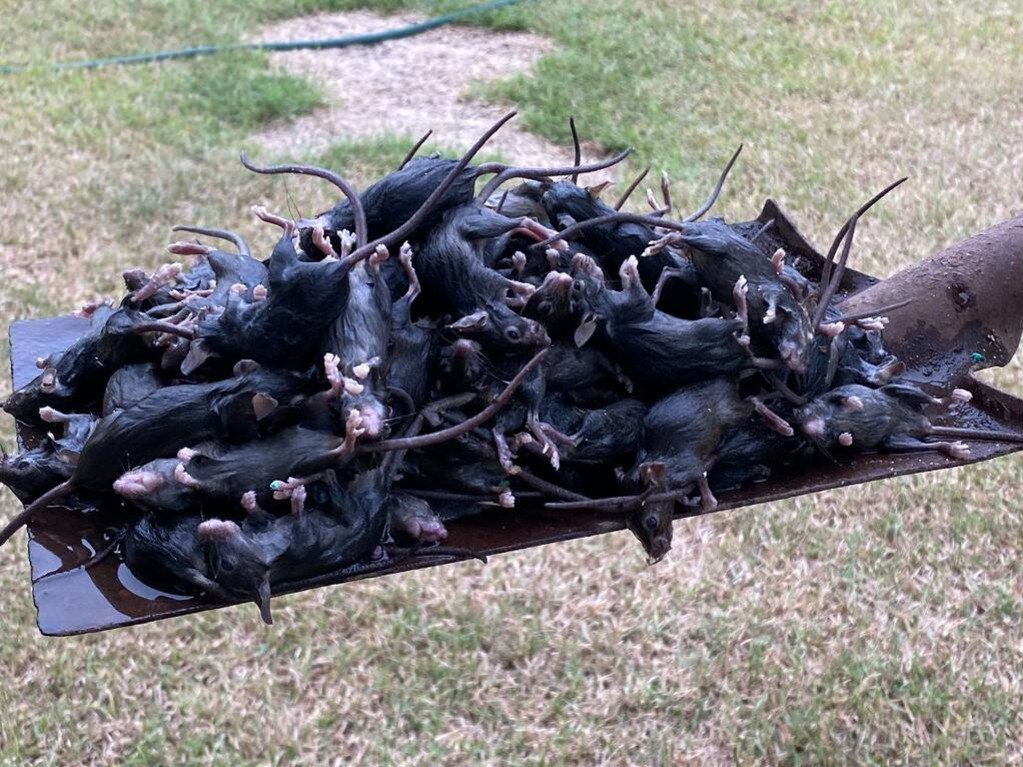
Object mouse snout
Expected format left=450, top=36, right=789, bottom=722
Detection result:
left=197, top=518, right=241, bottom=542
left=357, top=402, right=387, bottom=439
left=113, top=469, right=166, bottom=498
left=647, top=534, right=672, bottom=565
left=779, top=339, right=807, bottom=373
left=801, top=416, right=827, bottom=437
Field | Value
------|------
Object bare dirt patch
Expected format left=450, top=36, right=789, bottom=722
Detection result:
left=250, top=10, right=611, bottom=174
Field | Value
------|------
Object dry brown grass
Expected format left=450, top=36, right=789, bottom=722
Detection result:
left=2, top=1, right=1023, bottom=765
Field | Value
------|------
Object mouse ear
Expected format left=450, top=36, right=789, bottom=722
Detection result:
left=638, top=461, right=667, bottom=488
left=55, top=448, right=80, bottom=467
left=233, top=359, right=262, bottom=376
left=181, top=340, right=217, bottom=377
left=574, top=313, right=598, bottom=348
left=557, top=213, right=578, bottom=230
left=839, top=395, right=865, bottom=412
left=255, top=575, right=273, bottom=625
left=447, top=311, right=489, bottom=332
left=251, top=393, right=279, bottom=421
left=879, top=383, right=937, bottom=407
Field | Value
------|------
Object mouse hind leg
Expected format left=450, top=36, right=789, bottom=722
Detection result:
left=883, top=435, right=970, bottom=460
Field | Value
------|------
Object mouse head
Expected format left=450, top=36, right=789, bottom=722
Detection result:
left=198, top=519, right=274, bottom=624
left=2, top=359, right=85, bottom=423
left=521, top=271, right=578, bottom=337
left=540, top=179, right=614, bottom=228
left=565, top=253, right=609, bottom=346
left=439, top=339, right=488, bottom=390
left=770, top=301, right=814, bottom=373
left=0, top=444, right=70, bottom=504
left=796, top=384, right=875, bottom=448
left=624, top=462, right=673, bottom=564
left=486, top=180, right=549, bottom=225
left=337, top=390, right=388, bottom=440
left=626, top=500, right=674, bottom=565
left=447, top=304, right=549, bottom=353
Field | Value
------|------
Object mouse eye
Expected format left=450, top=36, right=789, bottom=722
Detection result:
left=572, top=279, right=585, bottom=294
left=538, top=301, right=552, bottom=317
left=645, top=515, right=658, bottom=531
left=505, top=326, right=521, bottom=342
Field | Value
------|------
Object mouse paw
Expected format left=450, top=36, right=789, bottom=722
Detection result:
left=129, top=262, right=183, bottom=304
left=322, top=353, right=344, bottom=395
left=336, top=230, right=356, bottom=258
left=854, top=316, right=888, bottom=332
left=176, top=446, right=200, bottom=462
left=75, top=297, right=114, bottom=318
left=939, top=441, right=971, bottom=460
left=38, top=406, right=70, bottom=424
left=818, top=321, right=846, bottom=338
left=493, top=432, right=520, bottom=475
left=542, top=442, right=561, bottom=471
left=948, top=388, right=973, bottom=405
left=770, top=248, right=786, bottom=276
left=342, top=376, right=365, bottom=396
left=240, top=490, right=262, bottom=515
left=618, top=255, right=641, bottom=289
left=341, top=409, right=367, bottom=452
left=173, top=463, right=202, bottom=489
left=508, top=279, right=536, bottom=298
left=369, top=244, right=390, bottom=268
left=312, top=224, right=339, bottom=260
left=511, top=250, right=527, bottom=276
left=498, top=488, right=516, bottom=508
left=642, top=233, right=675, bottom=258
left=252, top=205, right=295, bottom=234
left=696, top=475, right=718, bottom=512
left=352, top=357, right=380, bottom=381
left=838, top=431, right=854, bottom=447
left=270, top=476, right=303, bottom=500
left=113, top=469, right=166, bottom=498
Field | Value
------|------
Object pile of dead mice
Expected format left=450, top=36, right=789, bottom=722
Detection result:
left=0, top=113, right=979, bottom=623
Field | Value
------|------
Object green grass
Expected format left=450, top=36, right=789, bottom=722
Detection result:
left=2, top=0, right=1023, bottom=765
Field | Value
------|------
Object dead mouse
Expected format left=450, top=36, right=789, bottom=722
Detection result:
left=0, top=365, right=315, bottom=546
left=102, top=363, right=164, bottom=416
left=123, top=513, right=230, bottom=599
left=797, top=383, right=976, bottom=458
left=573, top=255, right=781, bottom=387
left=658, top=219, right=815, bottom=371
left=385, top=245, right=439, bottom=411
left=317, top=233, right=393, bottom=440
left=4, top=307, right=154, bottom=424
left=0, top=407, right=96, bottom=504
left=198, top=467, right=390, bottom=623
left=188, top=215, right=359, bottom=370
left=172, top=416, right=365, bottom=509
left=386, top=493, right=448, bottom=544
left=415, top=203, right=556, bottom=349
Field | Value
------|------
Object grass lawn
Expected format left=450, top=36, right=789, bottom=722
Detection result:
left=1, top=0, right=1022, bottom=764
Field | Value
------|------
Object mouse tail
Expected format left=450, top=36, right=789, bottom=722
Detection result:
left=398, top=129, right=433, bottom=171
left=0, top=479, right=75, bottom=547
left=364, top=348, right=547, bottom=454
left=929, top=426, right=1023, bottom=443
left=255, top=575, right=273, bottom=625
